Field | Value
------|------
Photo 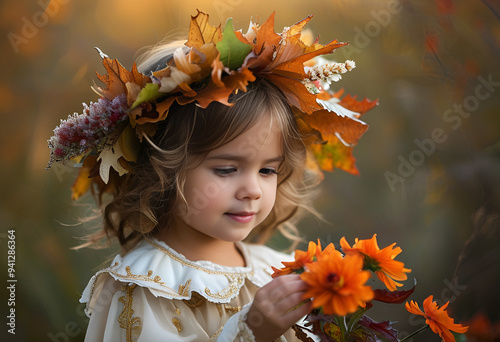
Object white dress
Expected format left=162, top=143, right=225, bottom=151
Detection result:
left=80, top=237, right=302, bottom=341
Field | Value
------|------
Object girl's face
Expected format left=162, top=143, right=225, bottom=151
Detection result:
left=175, top=115, right=283, bottom=243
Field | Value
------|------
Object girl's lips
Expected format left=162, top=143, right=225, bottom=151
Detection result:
left=225, top=212, right=256, bottom=224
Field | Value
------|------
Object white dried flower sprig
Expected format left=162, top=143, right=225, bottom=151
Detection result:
left=304, top=60, right=356, bottom=85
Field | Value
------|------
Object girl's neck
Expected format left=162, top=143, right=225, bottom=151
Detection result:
left=156, top=226, right=246, bottom=268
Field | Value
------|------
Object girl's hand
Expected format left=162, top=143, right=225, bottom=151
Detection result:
left=246, top=274, right=312, bottom=342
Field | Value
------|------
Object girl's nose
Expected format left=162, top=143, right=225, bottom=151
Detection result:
left=236, top=173, right=262, bottom=200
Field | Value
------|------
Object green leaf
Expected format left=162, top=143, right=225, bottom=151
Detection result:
left=216, top=18, right=253, bottom=70
left=131, top=83, right=160, bottom=109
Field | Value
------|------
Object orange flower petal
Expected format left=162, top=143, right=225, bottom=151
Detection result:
left=301, top=251, right=373, bottom=316
left=341, top=234, right=411, bottom=291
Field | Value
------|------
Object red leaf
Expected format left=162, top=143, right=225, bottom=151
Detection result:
left=373, top=282, right=416, bottom=304
left=358, top=316, right=399, bottom=342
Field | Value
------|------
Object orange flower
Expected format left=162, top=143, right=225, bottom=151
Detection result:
left=301, top=250, right=374, bottom=316
left=406, top=295, right=468, bottom=342
left=272, top=240, right=335, bottom=278
left=340, top=234, right=411, bottom=291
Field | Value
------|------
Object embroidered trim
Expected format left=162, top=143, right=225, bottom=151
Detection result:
left=235, top=312, right=256, bottom=342
left=224, top=304, right=242, bottom=314
left=209, top=326, right=224, bottom=341
left=205, top=273, right=245, bottom=299
left=118, top=284, right=142, bottom=342
left=172, top=318, right=182, bottom=332
left=178, top=279, right=191, bottom=296
left=146, top=238, right=254, bottom=277
left=106, top=264, right=186, bottom=298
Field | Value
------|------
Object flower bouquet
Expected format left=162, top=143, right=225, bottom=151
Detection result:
left=271, top=235, right=468, bottom=342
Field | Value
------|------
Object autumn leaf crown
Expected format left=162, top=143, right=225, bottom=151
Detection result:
left=47, top=11, right=378, bottom=200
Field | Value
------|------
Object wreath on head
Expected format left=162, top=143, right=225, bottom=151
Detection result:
left=47, top=11, right=378, bottom=200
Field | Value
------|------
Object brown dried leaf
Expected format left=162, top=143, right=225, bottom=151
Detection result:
left=186, top=10, right=222, bottom=48
left=96, top=57, right=150, bottom=101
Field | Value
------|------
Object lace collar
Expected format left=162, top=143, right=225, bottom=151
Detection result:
left=80, top=238, right=292, bottom=308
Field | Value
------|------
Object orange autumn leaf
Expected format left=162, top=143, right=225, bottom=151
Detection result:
left=196, top=58, right=256, bottom=108
left=338, top=94, right=379, bottom=116
left=266, top=74, right=322, bottom=114
left=301, top=109, right=368, bottom=147
left=406, top=296, right=468, bottom=342
left=294, top=90, right=376, bottom=174
left=272, top=41, right=347, bottom=77
left=244, top=12, right=347, bottom=114
left=246, top=12, right=281, bottom=70
left=310, top=140, right=360, bottom=175
left=71, top=155, right=98, bottom=200
left=95, top=55, right=151, bottom=103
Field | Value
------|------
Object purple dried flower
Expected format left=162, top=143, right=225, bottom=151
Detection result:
left=47, top=94, right=128, bottom=167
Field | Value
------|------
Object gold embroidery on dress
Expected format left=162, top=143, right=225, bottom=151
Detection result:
left=124, top=266, right=166, bottom=285
left=215, top=303, right=241, bottom=317
left=224, top=304, right=242, bottom=314
left=118, top=284, right=142, bottom=342
left=183, top=292, right=206, bottom=308
left=178, top=279, right=191, bottom=296
left=172, top=318, right=182, bottom=333
left=209, top=326, right=224, bottom=341
left=169, top=301, right=181, bottom=315
left=109, top=266, right=245, bottom=300
left=205, top=274, right=245, bottom=299
left=107, top=268, right=181, bottom=298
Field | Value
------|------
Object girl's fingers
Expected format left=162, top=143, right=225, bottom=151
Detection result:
left=273, top=292, right=310, bottom=314
left=264, top=275, right=308, bottom=302
left=281, top=299, right=313, bottom=323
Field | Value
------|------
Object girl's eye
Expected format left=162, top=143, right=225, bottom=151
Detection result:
left=260, top=168, right=278, bottom=176
left=214, top=167, right=237, bottom=176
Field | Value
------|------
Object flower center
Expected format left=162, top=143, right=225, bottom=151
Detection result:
left=326, top=272, right=344, bottom=289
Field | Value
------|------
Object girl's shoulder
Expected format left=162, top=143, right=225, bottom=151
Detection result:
left=80, top=238, right=293, bottom=313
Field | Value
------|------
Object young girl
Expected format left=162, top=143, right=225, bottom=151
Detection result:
left=48, top=11, right=374, bottom=341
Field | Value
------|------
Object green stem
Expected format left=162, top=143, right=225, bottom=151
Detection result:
left=347, top=308, right=368, bottom=331
left=400, top=325, right=429, bottom=341
left=335, top=315, right=348, bottom=341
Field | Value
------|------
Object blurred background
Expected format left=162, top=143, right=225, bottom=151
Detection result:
left=1, top=0, right=499, bottom=340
